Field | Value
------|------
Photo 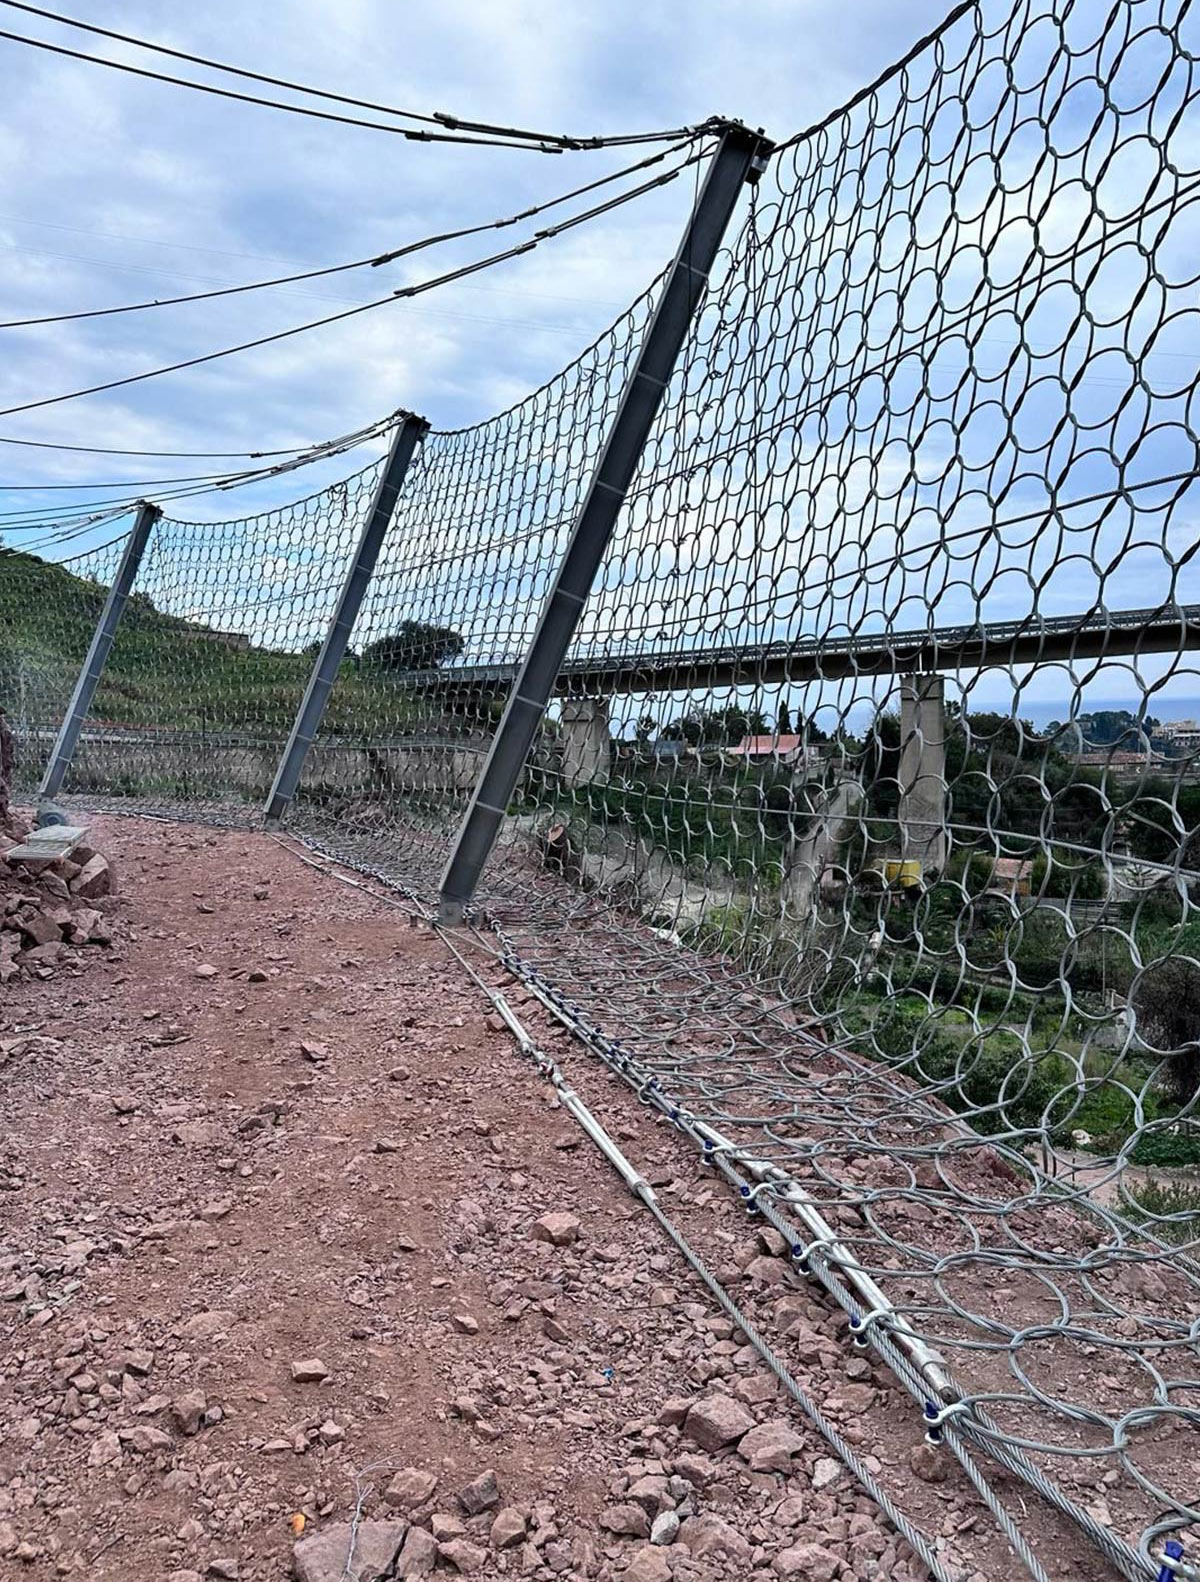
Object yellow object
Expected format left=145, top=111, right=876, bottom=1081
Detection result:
left=884, top=860, right=922, bottom=888
left=290, top=1514, right=306, bottom=1536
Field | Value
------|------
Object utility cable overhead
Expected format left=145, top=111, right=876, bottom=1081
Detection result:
left=0, top=1, right=701, bottom=150
left=0, top=137, right=698, bottom=329
left=0, top=148, right=704, bottom=419
left=0, top=468, right=263, bottom=489
left=5, top=517, right=138, bottom=555
left=0, top=245, right=404, bottom=330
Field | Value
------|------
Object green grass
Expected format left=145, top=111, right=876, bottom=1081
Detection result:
left=0, top=547, right=418, bottom=737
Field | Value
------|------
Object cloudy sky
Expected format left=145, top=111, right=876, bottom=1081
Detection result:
left=0, top=0, right=954, bottom=533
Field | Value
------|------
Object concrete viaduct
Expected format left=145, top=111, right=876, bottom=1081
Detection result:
left=400, top=602, right=1200, bottom=872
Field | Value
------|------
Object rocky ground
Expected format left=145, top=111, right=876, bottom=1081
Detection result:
left=0, top=726, right=118, bottom=987
left=1, top=814, right=1068, bottom=1581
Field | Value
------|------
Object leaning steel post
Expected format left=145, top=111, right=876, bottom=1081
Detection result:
left=438, top=119, right=773, bottom=924
left=264, top=411, right=429, bottom=827
left=38, top=497, right=161, bottom=805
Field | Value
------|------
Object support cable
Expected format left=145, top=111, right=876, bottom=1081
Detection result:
left=0, top=148, right=704, bottom=420
left=0, top=0, right=703, bottom=150
left=0, top=136, right=700, bottom=330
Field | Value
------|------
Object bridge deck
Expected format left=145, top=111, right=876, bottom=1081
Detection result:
left=395, top=603, right=1200, bottom=695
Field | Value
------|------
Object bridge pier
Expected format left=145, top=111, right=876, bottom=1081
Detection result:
left=783, top=778, right=864, bottom=918
left=559, top=697, right=611, bottom=789
left=898, top=673, right=948, bottom=873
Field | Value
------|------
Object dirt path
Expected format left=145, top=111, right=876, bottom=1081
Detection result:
left=1, top=815, right=1086, bottom=1581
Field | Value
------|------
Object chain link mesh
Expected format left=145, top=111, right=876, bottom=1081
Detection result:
left=9, top=1, right=1200, bottom=1575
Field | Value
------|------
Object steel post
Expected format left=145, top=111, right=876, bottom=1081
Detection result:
left=438, top=120, right=773, bottom=923
left=38, top=498, right=160, bottom=804
left=264, top=411, right=429, bottom=826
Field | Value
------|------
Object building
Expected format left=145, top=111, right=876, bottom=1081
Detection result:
left=1159, top=719, right=1200, bottom=753
left=1074, top=749, right=1151, bottom=769
left=728, top=733, right=807, bottom=767
left=989, top=857, right=1033, bottom=897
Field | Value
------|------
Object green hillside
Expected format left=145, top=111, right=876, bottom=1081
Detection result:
left=0, top=547, right=415, bottom=737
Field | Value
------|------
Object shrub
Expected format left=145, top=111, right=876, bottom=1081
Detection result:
left=954, top=851, right=996, bottom=894
left=1132, top=955, right=1200, bottom=1102
left=1012, top=910, right=1071, bottom=990
left=1131, top=1128, right=1200, bottom=1168
left=1031, top=848, right=1107, bottom=899
left=1127, top=1175, right=1200, bottom=1244
left=361, top=621, right=465, bottom=672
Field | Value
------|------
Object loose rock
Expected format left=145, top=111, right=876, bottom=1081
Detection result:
left=683, top=1392, right=754, bottom=1452
left=910, top=1441, right=949, bottom=1482
left=490, top=1508, right=526, bottom=1549
left=292, top=1521, right=407, bottom=1582
left=623, top=1548, right=673, bottom=1582
left=438, top=1537, right=486, bottom=1574
left=290, top=1357, right=329, bottom=1384
left=737, top=1418, right=805, bottom=1472
left=457, top=1468, right=500, bottom=1515
left=171, top=1389, right=207, bottom=1436
left=532, top=1211, right=580, bottom=1246
left=600, top=1502, right=650, bottom=1538
left=774, top=1541, right=841, bottom=1579
left=384, top=1468, right=438, bottom=1512
left=649, top=1510, right=680, bottom=1546
left=395, top=1526, right=438, bottom=1576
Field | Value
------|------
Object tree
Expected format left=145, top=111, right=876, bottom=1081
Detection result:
left=1078, top=709, right=1157, bottom=748
left=361, top=620, right=465, bottom=673
left=1030, top=847, right=1106, bottom=899
left=664, top=704, right=768, bottom=746
left=1133, top=956, right=1200, bottom=1102
left=634, top=713, right=655, bottom=745
left=777, top=701, right=792, bottom=735
left=0, top=637, right=18, bottom=709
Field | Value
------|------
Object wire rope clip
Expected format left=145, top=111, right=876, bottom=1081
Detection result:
left=922, top=1398, right=967, bottom=1445
left=739, top=1179, right=775, bottom=1214
left=848, top=1307, right=889, bottom=1348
